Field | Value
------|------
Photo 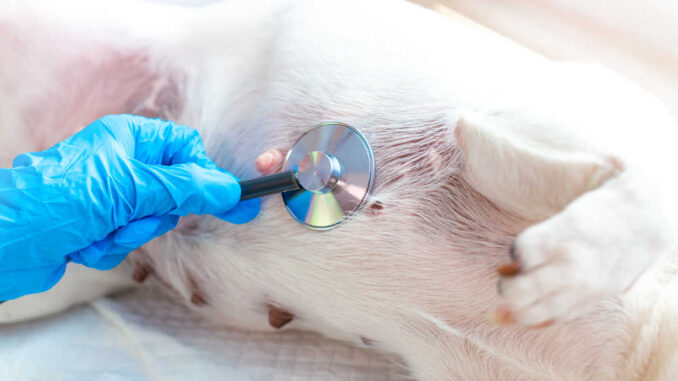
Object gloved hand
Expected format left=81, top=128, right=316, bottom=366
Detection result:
left=0, top=114, right=259, bottom=301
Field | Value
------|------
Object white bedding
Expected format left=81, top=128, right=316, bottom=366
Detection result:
left=0, top=289, right=402, bottom=380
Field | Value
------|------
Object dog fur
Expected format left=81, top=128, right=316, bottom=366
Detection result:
left=1, top=0, right=678, bottom=379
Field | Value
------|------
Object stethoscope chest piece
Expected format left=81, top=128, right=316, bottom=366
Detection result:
left=282, top=122, right=375, bottom=230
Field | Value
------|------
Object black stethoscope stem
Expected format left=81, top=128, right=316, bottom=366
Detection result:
left=238, top=169, right=300, bottom=201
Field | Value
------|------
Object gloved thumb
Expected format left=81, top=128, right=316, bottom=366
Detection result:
left=128, top=160, right=259, bottom=223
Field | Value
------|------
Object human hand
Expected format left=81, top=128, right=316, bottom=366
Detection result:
left=0, top=114, right=259, bottom=300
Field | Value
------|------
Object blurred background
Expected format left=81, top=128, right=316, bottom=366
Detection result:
left=411, top=0, right=678, bottom=119
left=154, top=0, right=678, bottom=118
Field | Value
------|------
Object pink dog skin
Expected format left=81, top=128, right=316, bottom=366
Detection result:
left=3, top=1, right=678, bottom=380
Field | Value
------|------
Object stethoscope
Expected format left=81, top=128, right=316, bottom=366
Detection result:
left=238, top=122, right=374, bottom=230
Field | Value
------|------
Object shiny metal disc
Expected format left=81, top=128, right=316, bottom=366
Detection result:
left=282, top=122, right=375, bottom=230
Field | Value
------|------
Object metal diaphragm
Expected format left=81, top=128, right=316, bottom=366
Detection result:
left=282, top=122, right=375, bottom=230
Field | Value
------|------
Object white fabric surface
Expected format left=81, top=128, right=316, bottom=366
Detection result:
left=0, top=289, right=403, bottom=380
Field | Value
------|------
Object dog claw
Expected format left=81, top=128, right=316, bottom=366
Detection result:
left=497, top=261, right=521, bottom=276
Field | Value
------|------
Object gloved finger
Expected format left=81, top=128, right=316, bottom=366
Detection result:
left=69, top=235, right=128, bottom=269
left=129, top=160, right=246, bottom=220
left=215, top=197, right=260, bottom=224
left=0, top=262, right=67, bottom=301
left=14, top=117, right=115, bottom=168
left=98, top=114, right=216, bottom=168
left=113, top=214, right=180, bottom=247
left=70, top=215, right=179, bottom=270
left=12, top=114, right=214, bottom=169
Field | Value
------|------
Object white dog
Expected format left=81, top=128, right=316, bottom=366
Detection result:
left=2, top=0, right=678, bottom=379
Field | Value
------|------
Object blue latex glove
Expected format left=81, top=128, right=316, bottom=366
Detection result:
left=0, top=114, right=259, bottom=301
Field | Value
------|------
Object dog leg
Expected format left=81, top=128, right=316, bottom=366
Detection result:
left=456, top=100, right=678, bottom=326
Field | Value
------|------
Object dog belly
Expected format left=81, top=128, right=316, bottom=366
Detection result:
left=3, top=1, right=667, bottom=380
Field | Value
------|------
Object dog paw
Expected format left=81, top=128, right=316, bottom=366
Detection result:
left=494, top=230, right=612, bottom=327
left=493, top=193, right=664, bottom=327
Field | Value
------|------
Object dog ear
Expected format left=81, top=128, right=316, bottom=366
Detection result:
left=454, top=108, right=622, bottom=221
